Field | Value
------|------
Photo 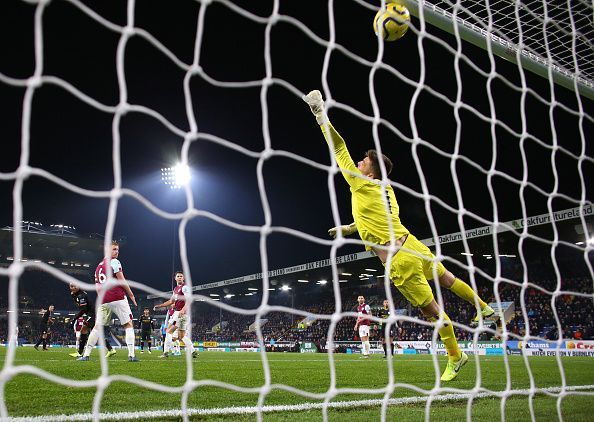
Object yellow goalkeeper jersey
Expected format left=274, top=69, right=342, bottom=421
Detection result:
left=321, top=122, right=409, bottom=249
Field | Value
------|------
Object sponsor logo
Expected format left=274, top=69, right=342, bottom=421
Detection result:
left=518, top=341, right=556, bottom=349
left=475, top=342, right=504, bottom=349
left=567, top=341, right=594, bottom=350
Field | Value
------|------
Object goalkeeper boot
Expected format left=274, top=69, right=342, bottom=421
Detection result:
left=128, top=356, right=140, bottom=362
left=440, top=352, right=468, bottom=382
left=69, top=352, right=82, bottom=358
left=105, top=349, right=117, bottom=358
left=77, top=356, right=90, bottom=362
left=471, top=305, right=495, bottom=326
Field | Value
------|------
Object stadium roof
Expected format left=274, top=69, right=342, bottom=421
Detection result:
left=0, top=226, right=105, bottom=275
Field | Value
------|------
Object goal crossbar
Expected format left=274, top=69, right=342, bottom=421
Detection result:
left=400, top=0, right=594, bottom=100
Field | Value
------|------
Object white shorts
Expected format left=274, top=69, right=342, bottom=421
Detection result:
left=358, top=325, right=370, bottom=338
left=170, top=311, right=188, bottom=331
left=99, top=299, right=133, bottom=326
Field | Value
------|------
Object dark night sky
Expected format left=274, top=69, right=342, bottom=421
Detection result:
left=1, top=0, right=592, bottom=291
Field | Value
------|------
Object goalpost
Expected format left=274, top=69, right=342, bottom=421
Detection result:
left=0, top=0, right=593, bottom=421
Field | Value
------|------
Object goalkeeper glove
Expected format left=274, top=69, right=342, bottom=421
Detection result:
left=302, top=90, right=328, bottom=125
left=328, top=223, right=357, bottom=239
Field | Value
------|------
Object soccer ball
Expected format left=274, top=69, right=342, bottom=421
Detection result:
left=373, top=3, right=411, bottom=42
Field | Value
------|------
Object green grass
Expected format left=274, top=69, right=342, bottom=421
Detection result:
left=1, top=348, right=593, bottom=421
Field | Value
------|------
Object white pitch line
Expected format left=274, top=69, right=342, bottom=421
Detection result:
left=6, top=385, right=594, bottom=421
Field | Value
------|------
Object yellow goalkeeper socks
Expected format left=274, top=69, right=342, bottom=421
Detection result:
left=450, top=278, right=487, bottom=309
left=430, top=312, right=461, bottom=362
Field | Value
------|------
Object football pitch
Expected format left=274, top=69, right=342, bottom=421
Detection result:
left=1, top=348, right=593, bottom=421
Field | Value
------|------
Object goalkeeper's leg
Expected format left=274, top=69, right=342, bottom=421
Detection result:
left=420, top=300, right=468, bottom=381
left=438, top=271, right=494, bottom=323
left=393, top=256, right=467, bottom=381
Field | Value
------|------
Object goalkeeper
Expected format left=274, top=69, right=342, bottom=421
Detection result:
left=303, top=90, right=491, bottom=381
left=331, top=226, right=493, bottom=324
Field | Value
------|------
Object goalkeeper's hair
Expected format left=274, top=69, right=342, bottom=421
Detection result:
left=366, top=149, right=393, bottom=179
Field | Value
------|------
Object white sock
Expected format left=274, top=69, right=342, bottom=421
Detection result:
left=84, top=329, right=99, bottom=357
left=125, top=327, right=135, bottom=357
left=364, top=341, right=370, bottom=355
left=165, top=332, right=173, bottom=354
left=182, top=336, right=193, bottom=354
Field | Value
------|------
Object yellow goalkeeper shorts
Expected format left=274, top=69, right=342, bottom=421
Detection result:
left=389, top=234, right=446, bottom=308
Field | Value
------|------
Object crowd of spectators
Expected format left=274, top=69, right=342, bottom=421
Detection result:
left=1, top=273, right=592, bottom=347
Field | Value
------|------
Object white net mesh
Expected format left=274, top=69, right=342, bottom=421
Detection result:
left=1, top=0, right=594, bottom=420
left=400, top=0, right=594, bottom=96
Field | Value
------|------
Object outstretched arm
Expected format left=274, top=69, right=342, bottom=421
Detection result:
left=154, top=297, right=174, bottom=311
left=302, top=90, right=366, bottom=190
left=328, top=222, right=357, bottom=238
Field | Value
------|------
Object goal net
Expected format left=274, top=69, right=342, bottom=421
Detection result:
left=398, top=0, right=594, bottom=99
left=0, top=0, right=593, bottom=420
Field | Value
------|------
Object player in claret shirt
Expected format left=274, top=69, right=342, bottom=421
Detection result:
left=137, top=308, right=156, bottom=353
left=354, top=296, right=372, bottom=358
left=154, top=271, right=198, bottom=359
left=79, top=241, right=139, bottom=362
